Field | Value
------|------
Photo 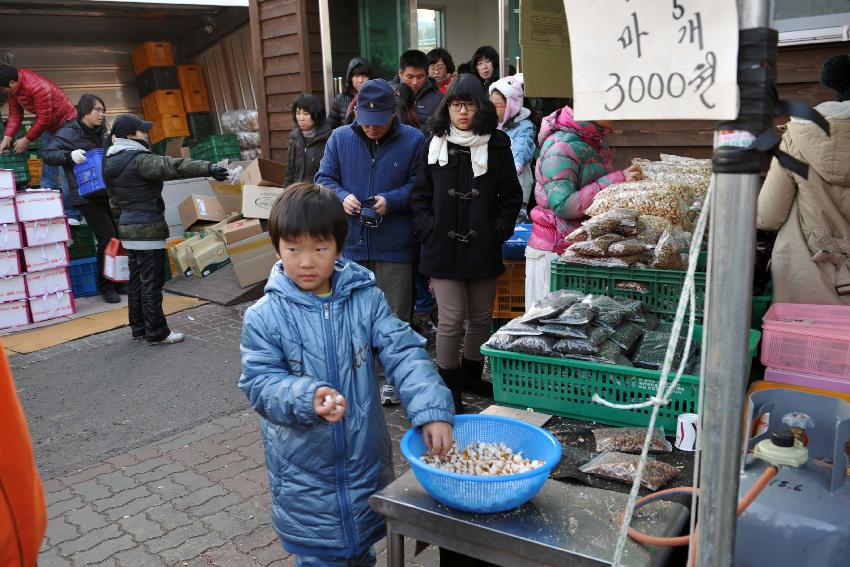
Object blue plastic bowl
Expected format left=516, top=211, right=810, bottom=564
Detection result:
left=400, top=414, right=562, bottom=513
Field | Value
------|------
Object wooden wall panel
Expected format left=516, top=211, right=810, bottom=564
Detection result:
left=250, top=0, right=324, bottom=163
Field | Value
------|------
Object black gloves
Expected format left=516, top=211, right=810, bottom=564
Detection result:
left=209, top=165, right=229, bottom=182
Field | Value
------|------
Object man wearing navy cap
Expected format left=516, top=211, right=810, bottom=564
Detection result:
left=316, top=79, right=426, bottom=404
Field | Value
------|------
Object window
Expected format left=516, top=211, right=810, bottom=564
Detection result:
left=771, top=0, right=850, bottom=45
left=417, top=8, right=445, bottom=52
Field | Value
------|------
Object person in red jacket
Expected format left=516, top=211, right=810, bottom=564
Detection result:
left=0, top=340, right=47, bottom=567
left=0, top=64, right=81, bottom=222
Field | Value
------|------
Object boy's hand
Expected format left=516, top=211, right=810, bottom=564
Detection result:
left=422, top=421, right=453, bottom=456
left=314, top=386, right=346, bottom=423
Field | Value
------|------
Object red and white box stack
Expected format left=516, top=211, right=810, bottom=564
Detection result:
left=0, top=186, right=76, bottom=329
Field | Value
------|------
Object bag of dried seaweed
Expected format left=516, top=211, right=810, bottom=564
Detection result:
left=499, top=317, right=544, bottom=336
left=543, top=298, right=599, bottom=325
left=519, top=290, right=586, bottom=323
left=509, top=335, right=558, bottom=356
left=537, top=323, right=592, bottom=339
left=609, top=321, right=646, bottom=354
left=579, top=452, right=679, bottom=491
left=633, top=330, right=688, bottom=370
left=593, top=427, right=673, bottom=454
left=552, top=326, right=611, bottom=356
left=584, top=294, right=631, bottom=329
left=483, top=332, right=517, bottom=351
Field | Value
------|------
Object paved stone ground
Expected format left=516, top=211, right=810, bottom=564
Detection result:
left=36, top=360, right=489, bottom=566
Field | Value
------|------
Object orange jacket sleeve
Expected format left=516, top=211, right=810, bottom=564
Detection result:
left=0, top=341, right=46, bottom=567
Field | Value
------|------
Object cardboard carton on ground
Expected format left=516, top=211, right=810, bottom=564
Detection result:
left=172, top=235, right=201, bottom=277
left=0, top=198, right=18, bottom=224
left=23, top=242, right=69, bottom=273
left=203, top=213, right=243, bottom=242
left=0, top=223, right=23, bottom=251
left=0, top=170, right=16, bottom=199
left=177, top=194, right=226, bottom=231
left=15, top=190, right=64, bottom=222
left=188, top=235, right=230, bottom=278
left=0, top=274, right=27, bottom=302
left=239, top=158, right=286, bottom=187
left=0, top=300, right=30, bottom=330
left=0, top=249, right=22, bottom=277
left=165, top=237, right=186, bottom=277
left=242, top=185, right=285, bottom=220
left=30, top=290, right=75, bottom=323
left=227, top=231, right=278, bottom=288
left=224, top=218, right=262, bottom=245
left=22, top=217, right=71, bottom=247
left=209, top=181, right=243, bottom=215
left=26, top=267, right=71, bottom=297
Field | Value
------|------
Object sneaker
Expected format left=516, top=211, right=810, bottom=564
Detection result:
left=380, top=384, right=400, bottom=406
left=103, top=289, right=121, bottom=304
left=147, top=331, right=185, bottom=345
left=67, top=218, right=81, bottom=227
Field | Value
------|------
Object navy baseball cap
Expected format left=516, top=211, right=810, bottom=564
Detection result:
left=356, top=79, right=395, bottom=126
left=112, top=114, right=153, bottom=138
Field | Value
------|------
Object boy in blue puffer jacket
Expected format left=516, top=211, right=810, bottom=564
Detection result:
left=239, top=183, right=454, bottom=567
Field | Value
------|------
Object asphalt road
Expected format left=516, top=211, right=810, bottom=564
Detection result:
left=11, top=303, right=249, bottom=479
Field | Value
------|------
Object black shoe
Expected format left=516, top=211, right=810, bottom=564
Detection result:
left=438, top=366, right=464, bottom=415
left=461, top=358, right=492, bottom=397
left=103, top=289, right=121, bottom=304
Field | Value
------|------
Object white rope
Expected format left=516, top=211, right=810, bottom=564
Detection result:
left=608, top=176, right=715, bottom=566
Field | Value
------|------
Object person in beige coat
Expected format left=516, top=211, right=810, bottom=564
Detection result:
left=758, top=89, right=850, bottom=305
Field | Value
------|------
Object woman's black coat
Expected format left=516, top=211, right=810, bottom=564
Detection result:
left=410, top=130, right=522, bottom=280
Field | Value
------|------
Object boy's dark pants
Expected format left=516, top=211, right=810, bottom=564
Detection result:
left=127, top=249, right=170, bottom=340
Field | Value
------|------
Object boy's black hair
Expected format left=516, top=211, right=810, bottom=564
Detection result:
left=428, top=73, right=498, bottom=137
left=269, top=183, right=348, bottom=254
left=456, top=62, right=471, bottom=75
left=469, top=45, right=500, bottom=78
left=392, top=82, right=420, bottom=128
left=291, top=93, right=326, bottom=129
left=0, top=64, right=19, bottom=87
left=76, top=93, right=106, bottom=121
left=399, top=50, right=429, bottom=73
left=426, top=48, right=455, bottom=75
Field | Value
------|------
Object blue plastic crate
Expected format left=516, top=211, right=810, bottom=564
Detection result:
left=502, top=223, right=531, bottom=260
left=69, top=257, right=98, bottom=297
left=74, top=148, right=107, bottom=197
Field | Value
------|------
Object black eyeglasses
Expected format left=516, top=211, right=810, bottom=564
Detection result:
left=448, top=101, right=477, bottom=112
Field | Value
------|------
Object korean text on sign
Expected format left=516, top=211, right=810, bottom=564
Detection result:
left=563, top=0, right=739, bottom=120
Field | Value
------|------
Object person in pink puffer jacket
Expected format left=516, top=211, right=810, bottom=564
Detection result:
left=524, top=106, right=640, bottom=308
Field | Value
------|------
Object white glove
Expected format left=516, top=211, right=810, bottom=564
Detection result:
left=71, top=149, right=88, bottom=164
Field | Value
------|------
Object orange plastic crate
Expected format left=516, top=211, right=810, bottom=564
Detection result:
left=492, top=259, right=526, bottom=319
left=150, top=114, right=189, bottom=145
left=28, top=158, right=42, bottom=186
left=177, top=65, right=211, bottom=112
left=142, top=90, right=186, bottom=119
left=131, top=41, right=175, bottom=75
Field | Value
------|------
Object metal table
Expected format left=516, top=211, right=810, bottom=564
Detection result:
left=370, top=471, right=689, bottom=567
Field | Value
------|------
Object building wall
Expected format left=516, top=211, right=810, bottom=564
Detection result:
left=434, top=0, right=500, bottom=67
left=250, top=0, right=322, bottom=163
left=606, top=42, right=846, bottom=169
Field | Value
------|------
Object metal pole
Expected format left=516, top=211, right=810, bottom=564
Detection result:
left=498, top=0, right=508, bottom=74
left=697, top=1, right=770, bottom=566
left=317, top=0, right=334, bottom=112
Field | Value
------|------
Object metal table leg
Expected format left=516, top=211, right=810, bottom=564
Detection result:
left=387, top=528, right=404, bottom=567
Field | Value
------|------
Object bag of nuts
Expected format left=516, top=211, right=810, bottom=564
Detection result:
left=592, top=427, right=673, bottom=454
left=579, top=451, right=679, bottom=491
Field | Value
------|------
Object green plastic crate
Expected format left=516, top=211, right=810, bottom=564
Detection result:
left=186, top=112, right=215, bottom=142
left=551, top=261, right=708, bottom=323
left=69, top=224, right=97, bottom=260
left=483, top=326, right=761, bottom=430
left=0, top=152, right=31, bottom=185
left=189, top=134, right=241, bottom=162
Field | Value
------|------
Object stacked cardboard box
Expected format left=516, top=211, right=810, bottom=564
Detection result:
left=0, top=170, right=75, bottom=330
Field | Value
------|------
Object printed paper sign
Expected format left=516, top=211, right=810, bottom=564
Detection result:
left=563, top=0, right=739, bottom=120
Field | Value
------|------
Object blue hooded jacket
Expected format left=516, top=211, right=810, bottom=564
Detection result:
left=315, top=117, right=425, bottom=264
left=239, top=259, right=454, bottom=558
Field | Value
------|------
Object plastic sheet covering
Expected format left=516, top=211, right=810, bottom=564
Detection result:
left=221, top=109, right=260, bottom=133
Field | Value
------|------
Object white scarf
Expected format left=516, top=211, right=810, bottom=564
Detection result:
left=428, top=126, right=491, bottom=177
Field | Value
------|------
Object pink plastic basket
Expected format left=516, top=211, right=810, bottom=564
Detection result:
left=764, top=368, right=850, bottom=394
left=760, top=303, right=850, bottom=380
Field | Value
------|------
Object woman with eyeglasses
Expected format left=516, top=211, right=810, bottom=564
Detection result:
left=411, top=74, right=522, bottom=414
left=43, top=93, right=123, bottom=304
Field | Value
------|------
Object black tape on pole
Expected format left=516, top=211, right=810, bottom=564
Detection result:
left=713, top=28, right=830, bottom=178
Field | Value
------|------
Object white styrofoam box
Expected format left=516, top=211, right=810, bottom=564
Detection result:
left=29, top=290, right=75, bottom=323
left=0, top=198, right=17, bottom=224
left=0, top=300, right=30, bottom=330
left=22, top=217, right=70, bottom=247
left=0, top=274, right=27, bottom=303
left=25, top=267, right=70, bottom=297
left=23, top=242, right=69, bottom=273
left=15, top=190, right=64, bottom=222
left=104, top=239, right=130, bottom=282
left=0, top=250, right=21, bottom=277
left=0, top=170, right=16, bottom=199
left=0, top=223, right=23, bottom=251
